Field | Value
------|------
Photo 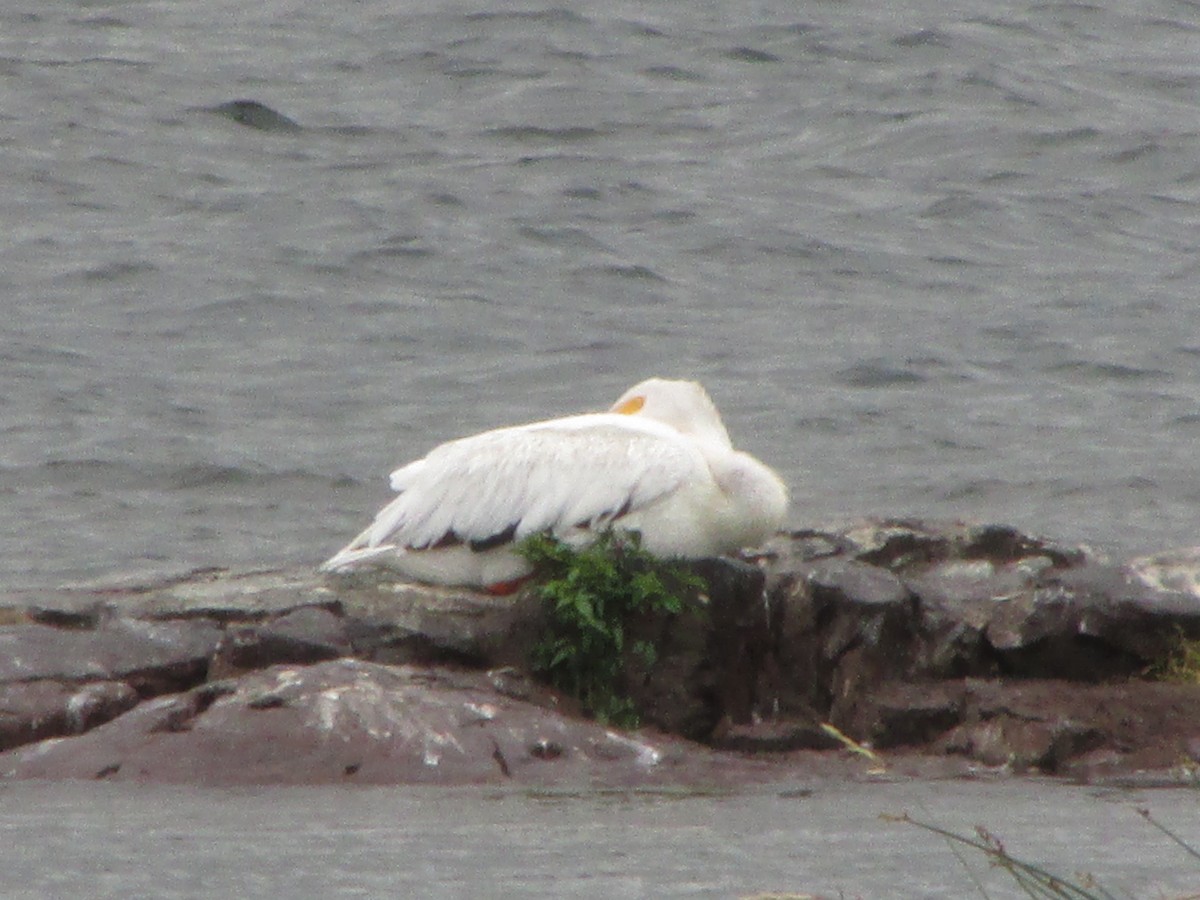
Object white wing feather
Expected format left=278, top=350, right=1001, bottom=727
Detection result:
left=356, top=414, right=704, bottom=552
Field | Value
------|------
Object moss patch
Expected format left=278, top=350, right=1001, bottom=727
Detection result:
left=1147, top=629, right=1200, bottom=684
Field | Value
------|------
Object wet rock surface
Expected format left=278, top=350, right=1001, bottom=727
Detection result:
left=756, top=520, right=1200, bottom=779
left=1, top=660, right=755, bottom=786
left=2, top=519, right=1199, bottom=786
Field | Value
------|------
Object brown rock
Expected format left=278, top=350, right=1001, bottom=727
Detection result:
left=710, top=716, right=842, bottom=753
left=208, top=607, right=351, bottom=680
left=768, top=557, right=915, bottom=727
left=939, top=716, right=1105, bottom=772
left=4, top=520, right=1200, bottom=786
left=326, top=574, right=548, bottom=668
left=848, top=681, right=967, bottom=750
left=906, top=560, right=1020, bottom=677
left=0, top=681, right=139, bottom=752
left=0, top=660, right=766, bottom=786
left=624, top=557, right=771, bottom=740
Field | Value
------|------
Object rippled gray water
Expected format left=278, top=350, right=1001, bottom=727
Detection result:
left=3, top=3, right=1199, bottom=589
left=1, top=780, right=1198, bottom=899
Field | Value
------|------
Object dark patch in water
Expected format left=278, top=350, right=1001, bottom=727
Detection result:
left=488, top=125, right=605, bottom=143
left=1029, top=126, right=1101, bottom=148
left=1048, top=360, right=1169, bottom=382
left=71, top=260, right=158, bottom=283
left=427, top=192, right=465, bottom=207
left=211, top=100, right=302, bottom=133
left=464, top=9, right=587, bottom=25
left=893, top=28, right=951, bottom=49
left=36, top=459, right=345, bottom=494
left=1106, top=142, right=1160, bottom=164
left=835, top=362, right=927, bottom=388
left=641, top=65, right=705, bottom=82
left=579, top=263, right=667, bottom=282
left=723, top=46, right=782, bottom=63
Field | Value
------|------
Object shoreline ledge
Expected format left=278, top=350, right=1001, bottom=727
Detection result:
left=2, top=519, right=1199, bottom=787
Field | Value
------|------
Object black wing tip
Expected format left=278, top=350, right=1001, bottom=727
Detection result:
left=415, top=524, right=519, bottom=553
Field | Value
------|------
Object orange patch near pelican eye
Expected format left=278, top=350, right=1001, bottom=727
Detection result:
left=614, top=395, right=645, bottom=415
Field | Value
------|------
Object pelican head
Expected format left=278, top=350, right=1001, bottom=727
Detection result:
left=609, top=378, right=733, bottom=449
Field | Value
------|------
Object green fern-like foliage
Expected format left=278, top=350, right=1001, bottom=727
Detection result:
left=516, top=530, right=704, bottom=728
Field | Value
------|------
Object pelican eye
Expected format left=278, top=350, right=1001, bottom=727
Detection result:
left=613, top=395, right=645, bottom=415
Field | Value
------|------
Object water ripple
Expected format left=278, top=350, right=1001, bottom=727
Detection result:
left=4, top=0, right=1200, bottom=588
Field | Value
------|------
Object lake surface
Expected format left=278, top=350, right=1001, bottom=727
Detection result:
left=2, top=779, right=1198, bottom=899
left=3, top=6, right=1199, bottom=891
left=2, top=0, right=1199, bottom=592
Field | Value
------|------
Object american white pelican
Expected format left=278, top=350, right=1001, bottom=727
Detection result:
left=320, top=378, right=788, bottom=590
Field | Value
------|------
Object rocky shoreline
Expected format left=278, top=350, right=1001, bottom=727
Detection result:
left=2, top=520, right=1199, bottom=786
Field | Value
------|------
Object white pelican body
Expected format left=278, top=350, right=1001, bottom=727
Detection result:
left=320, top=378, right=788, bottom=589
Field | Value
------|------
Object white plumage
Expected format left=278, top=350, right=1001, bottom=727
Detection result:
left=320, top=378, right=788, bottom=589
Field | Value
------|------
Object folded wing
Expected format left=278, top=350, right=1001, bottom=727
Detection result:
left=340, top=417, right=704, bottom=558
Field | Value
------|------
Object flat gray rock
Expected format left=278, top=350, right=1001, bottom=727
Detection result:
left=0, top=618, right=221, bottom=689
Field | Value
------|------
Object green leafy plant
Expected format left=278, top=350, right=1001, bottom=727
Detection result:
left=516, top=530, right=704, bottom=728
